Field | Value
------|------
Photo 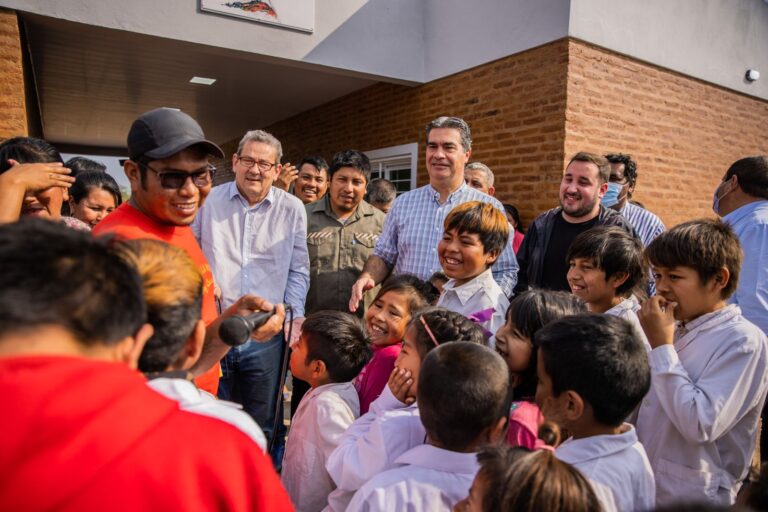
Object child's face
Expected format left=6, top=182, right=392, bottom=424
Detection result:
left=438, top=228, right=497, bottom=286
left=494, top=317, right=532, bottom=381
left=453, top=470, right=489, bottom=512
left=365, top=290, right=412, bottom=347
left=534, top=349, right=569, bottom=427
left=653, top=265, right=726, bottom=322
left=394, top=324, right=423, bottom=396
left=567, top=257, right=623, bottom=312
left=289, top=334, right=313, bottom=383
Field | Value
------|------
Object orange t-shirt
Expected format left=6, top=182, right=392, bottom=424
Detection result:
left=94, top=203, right=220, bottom=395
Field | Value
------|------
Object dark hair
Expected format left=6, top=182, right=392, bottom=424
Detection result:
left=505, top=290, right=586, bottom=399
left=645, top=218, right=742, bottom=299
left=725, top=156, right=768, bottom=200
left=417, top=342, right=511, bottom=451
left=302, top=310, right=372, bottom=382
left=444, top=201, right=509, bottom=257
left=64, top=156, right=107, bottom=177
left=535, top=314, right=651, bottom=427
left=0, top=219, right=145, bottom=345
left=328, top=149, right=371, bottom=182
left=70, top=171, right=123, bottom=207
left=409, top=308, right=487, bottom=359
left=498, top=450, right=602, bottom=512
left=474, top=445, right=532, bottom=512
left=374, top=274, right=439, bottom=313
left=0, top=137, right=62, bottom=174
left=566, top=226, right=647, bottom=297
left=503, top=203, right=524, bottom=233
left=366, top=178, right=397, bottom=204
left=568, top=151, right=610, bottom=184
left=605, top=153, right=638, bottom=192
left=299, top=156, right=329, bottom=173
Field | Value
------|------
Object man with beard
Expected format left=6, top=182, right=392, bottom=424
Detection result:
left=513, top=152, right=636, bottom=293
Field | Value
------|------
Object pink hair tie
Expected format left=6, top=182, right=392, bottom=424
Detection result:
left=420, top=316, right=439, bottom=347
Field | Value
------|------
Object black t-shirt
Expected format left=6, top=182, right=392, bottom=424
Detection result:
left=540, top=213, right=600, bottom=291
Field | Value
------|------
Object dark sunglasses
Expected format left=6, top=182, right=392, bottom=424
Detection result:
left=138, top=161, right=216, bottom=190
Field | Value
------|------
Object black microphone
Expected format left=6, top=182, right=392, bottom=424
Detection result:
left=219, top=308, right=276, bottom=346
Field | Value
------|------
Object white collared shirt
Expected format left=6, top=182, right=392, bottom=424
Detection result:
left=346, top=444, right=479, bottom=512
left=556, top=423, right=655, bottom=512
left=605, top=296, right=650, bottom=351
left=635, top=305, right=768, bottom=506
left=324, top=385, right=425, bottom=512
left=281, top=382, right=359, bottom=512
left=437, top=268, right=509, bottom=342
left=147, top=377, right=266, bottom=450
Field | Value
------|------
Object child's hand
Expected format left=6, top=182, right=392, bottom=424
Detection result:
left=388, top=367, right=415, bottom=405
left=639, top=295, right=676, bottom=349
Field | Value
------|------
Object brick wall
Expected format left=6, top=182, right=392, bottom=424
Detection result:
left=0, top=10, right=27, bottom=138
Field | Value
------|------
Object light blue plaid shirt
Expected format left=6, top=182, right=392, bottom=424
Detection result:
left=374, top=182, right=518, bottom=296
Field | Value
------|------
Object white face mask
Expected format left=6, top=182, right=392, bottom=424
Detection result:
left=712, top=177, right=734, bottom=216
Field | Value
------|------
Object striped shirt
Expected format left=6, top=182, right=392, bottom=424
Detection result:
left=373, top=182, right=518, bottom=296
left=620, top=202, right=665, bottom=248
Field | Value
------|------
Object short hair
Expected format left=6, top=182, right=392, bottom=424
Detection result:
left=535, top=314, right=651, bottom=427
left=503, top=203, right=524, bottom=232
left=566, top=226, right=647, bottom=297
left=426, top=116, right=472, bottom=152
left=568, top=151, right=610, bottom=184
left=298, top=156, right=329, bottom=173
left=605, top=153, right=638, bottom=190
left=0, top=137, right=62, bottom=174
left=301, top=310, right=372, bottom=383
left=498, top=449, right=601, bottom=512
left=0, top=219, right=145, bottom=345
left=64, top=156, right=107, bottom=177
left=366, top=178, right=397, bottom=204
left=725, top=156, right=768, bottom=200
left=374, top=274, right=439, bottom=313
left=116, top=239, right=203, bottom=373
left=505, top=290, right=586, bottom=400
left=328, top=149, right=371, bottom=182
left=646, top=218, right=742, bottom=299
left=417, top=342, right=511, bottom=451
left=236, top=130, right=283, bottom=162
left=409, top=308, right=486, bottom=359
left=465, top=162, right=494, bottom=187
left=70, top=171, right=123, bottom=208
left=444, top=201, right=510, bottom=256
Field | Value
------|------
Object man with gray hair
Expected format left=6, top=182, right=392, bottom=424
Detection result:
left=192, top=129, right=309, bottom=466
left=464, top=162, right=495, bottom=196
left=349, top=116, right=518, bottom=312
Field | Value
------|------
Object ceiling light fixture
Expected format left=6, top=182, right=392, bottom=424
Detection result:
left=190, top=76, right=217, bottom=85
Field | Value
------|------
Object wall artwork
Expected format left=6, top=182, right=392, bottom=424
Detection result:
left=201, top=0, right=314, bottom=33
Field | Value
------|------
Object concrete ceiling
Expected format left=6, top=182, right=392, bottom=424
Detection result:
left=22, top=13, right=379, bottom=152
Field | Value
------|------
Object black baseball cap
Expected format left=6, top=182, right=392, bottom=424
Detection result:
left=127, top=108, right=224, bottom=161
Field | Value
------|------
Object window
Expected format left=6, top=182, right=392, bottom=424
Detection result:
left=365, top=143, right=418, bottom=195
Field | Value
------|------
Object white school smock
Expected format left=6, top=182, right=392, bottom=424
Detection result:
left=605, top=296, right=650, bottom=351
left=437, top=268, right=509, bottom=343
left=635, top=305, right=768, bottom=506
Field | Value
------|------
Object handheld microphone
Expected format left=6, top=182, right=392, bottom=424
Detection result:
left=219, top=307, right=284, bottom=346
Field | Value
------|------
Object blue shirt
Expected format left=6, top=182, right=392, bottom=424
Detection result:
left=724, top=200, right=768, bottom=334
left=192, top=182, right=310, bottom=317
left=373, top=182, right=518, bottom=296
left=620, top=202, right=665, bottom=248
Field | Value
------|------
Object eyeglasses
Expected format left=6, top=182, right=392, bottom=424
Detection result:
left=139, top=162, right=216, bottom=190
left=237, top=155, right=277, bottom=172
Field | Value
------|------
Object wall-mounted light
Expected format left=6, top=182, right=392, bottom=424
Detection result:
left=745, top=69, right=760, bottom=83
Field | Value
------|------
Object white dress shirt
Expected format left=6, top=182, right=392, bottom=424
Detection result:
left=437, top=268, right=509, bottom=342
left=605, top=296, right=650, bottom=351
left=635, top=305, right=768, bottom=506
left=147, top=377, right=266, bottom=450
left=325, top=385, right=425, bottom=512
left=281, top=382, right=359, bottom=512
left=346, top=444, right=479, bottom=512
left=556, top=423, right=655, bottom=512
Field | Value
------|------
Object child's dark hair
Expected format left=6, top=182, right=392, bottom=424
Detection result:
left=503, top=203, right=524, bottom=233
left=409, top=308, right=486, bottom=359
left=506, top=290, right=586, bottom=400
left=70, top=171, right=123, bottom=208
left=417, top=343, right=511, bottom=451
left=444, top=201, right=509, bottom=257
left=535, top=314, right=650, bottom=427
left=374, top=274, right=439, bottom=311
left=498, top=450, right=602, bottom=512
left=646, top=218, right=742, bottom=299
left=302, top=310, right=372, bottom=382
left=474, top=445, right=532, bottom=512
left=566, top=225, right=647, bottom=297
left=0, top=136, right=62, bottom=173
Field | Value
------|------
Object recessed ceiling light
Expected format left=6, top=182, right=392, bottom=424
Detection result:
left=161, top=107, right=180, bottom=111
left=190, top=76, right=216, bottom=85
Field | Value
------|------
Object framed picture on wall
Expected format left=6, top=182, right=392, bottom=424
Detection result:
left=200, top=0, right=314, bottom=33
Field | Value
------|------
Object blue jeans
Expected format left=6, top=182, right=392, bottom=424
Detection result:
left=218, top=333, right=287, bottom=468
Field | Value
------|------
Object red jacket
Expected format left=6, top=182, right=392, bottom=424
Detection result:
left=0, top=356, right=293, bottom=511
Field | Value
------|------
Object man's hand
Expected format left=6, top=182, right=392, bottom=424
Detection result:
left=349, top=274, right=376, bottom=313
left=387, top=367, right=415, bottom=406
left=1, top=159, right=74, bottom=192
left=639, top=295, right=677, bottom=349
left=274, top=162, right=298, bottom=191
left=228, top=295, right=286, bottom=341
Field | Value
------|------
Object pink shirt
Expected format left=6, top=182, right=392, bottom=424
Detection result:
left=354, top=344, right=401, bottom=414
left=507, top=401, right=551, bottom=450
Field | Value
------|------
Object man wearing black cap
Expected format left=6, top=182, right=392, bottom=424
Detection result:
left=95, top=108, right=285, bottom=395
